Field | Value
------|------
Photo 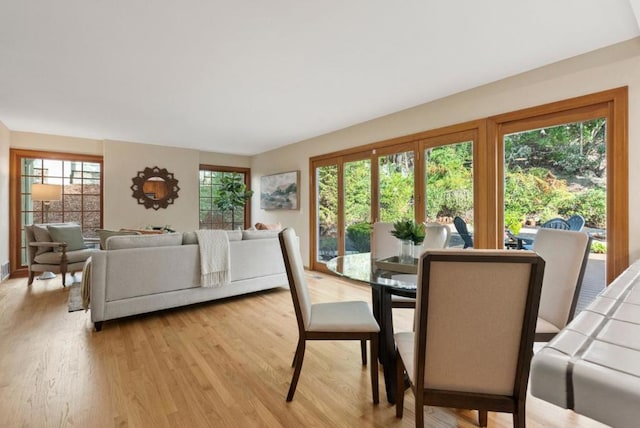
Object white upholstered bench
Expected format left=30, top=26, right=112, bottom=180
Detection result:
left=530, top=259, right=640, bottom=427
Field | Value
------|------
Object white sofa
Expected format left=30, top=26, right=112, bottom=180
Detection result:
left=89, top=230, right=289, bottom=331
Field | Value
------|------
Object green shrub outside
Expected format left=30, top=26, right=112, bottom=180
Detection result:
left=346, top=222, right=371, bottom=253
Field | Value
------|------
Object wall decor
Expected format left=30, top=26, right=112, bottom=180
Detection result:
left=260, top=170, right=299, bottom=210
left=131, top=166, right=180, bottom=210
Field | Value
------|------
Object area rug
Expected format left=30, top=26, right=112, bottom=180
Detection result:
left=67, top=283, right=84, bottom=312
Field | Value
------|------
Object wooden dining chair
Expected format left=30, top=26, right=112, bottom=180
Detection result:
left=372, top=221, right=398, bottom=260
left=395, top=250, right=545, bottom=428
left=532, top=228, right=591, bottom=341
left=278, top=227, right=380, bottom=403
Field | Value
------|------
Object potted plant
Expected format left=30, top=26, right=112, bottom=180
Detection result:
left=213, top=173, right=254, bottom=230
left=391, top=220, right=425, bottom=262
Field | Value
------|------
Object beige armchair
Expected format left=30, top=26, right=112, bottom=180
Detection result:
left=25, top=223, right=95, bottom=286
left=395, top=250, right=546, bottom=428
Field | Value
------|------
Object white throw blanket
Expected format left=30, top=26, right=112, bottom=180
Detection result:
left=195, top=230, right=230, bottom=287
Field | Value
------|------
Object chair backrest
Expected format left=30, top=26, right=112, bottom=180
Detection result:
left=567, top=214, right=585, bottom=231
left=533, top=228, right=591, bottom=329
left=279, top=228, right=312, bottom=332
left=421, top=223, right=450, bottom=250
left=372, top=222, right=398, bottom=260
left=453, top=216, right=473, bottom=248
left=414, top=250, right=545, bottom=398
left=541, top=218, right=570, bottom=230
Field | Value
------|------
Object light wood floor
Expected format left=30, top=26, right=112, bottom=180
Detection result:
left=0, top=272, right=608, bottom=428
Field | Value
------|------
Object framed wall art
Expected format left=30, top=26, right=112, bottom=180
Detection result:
left=260, top=170, right=299, bottom=210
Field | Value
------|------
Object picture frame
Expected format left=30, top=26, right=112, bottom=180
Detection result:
left=260, top=170, right=299, bottom=210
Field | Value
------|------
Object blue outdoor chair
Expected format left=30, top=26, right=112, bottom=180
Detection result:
left=453, top=216, right=473, bottom=248
left=567, top=214, right=585, bottom=231
left=520, top=217, right=571, bottom=249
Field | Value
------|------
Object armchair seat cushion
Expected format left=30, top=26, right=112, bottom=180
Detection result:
left=34, top=248, right=95, bottom=264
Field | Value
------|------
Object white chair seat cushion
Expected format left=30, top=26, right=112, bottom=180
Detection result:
left=536, top=317, right=561, bottom=334
left=395, top=331, right=415, bottom=380
left=308, top=301, right=380, bottom=333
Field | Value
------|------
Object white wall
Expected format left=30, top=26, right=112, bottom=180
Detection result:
left=103, top=140, right=200, bottom=232
left=0, top=121, right=10, bottom=280
left=10, top=131, right=103, bottom=155
left=4, top=132, right=252, bottom=244
left=251, top=37, right=640, bottom=265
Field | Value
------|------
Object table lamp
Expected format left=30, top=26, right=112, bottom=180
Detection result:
left=31, top=183, right=62, bottom=223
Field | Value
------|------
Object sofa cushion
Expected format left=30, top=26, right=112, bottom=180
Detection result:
left=182, top=230, right=242, bottom=245
left=32, top=225, right=53, bottom=255
left=105, top=233, right=183, bottom=250
left=96, top=229, right=141, bottom=250
left=242, top=230, right=279, bottom=240
left=47, top=224, right=85, bottom=251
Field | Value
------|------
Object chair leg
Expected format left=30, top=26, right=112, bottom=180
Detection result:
left=62, top=271, right=66, bottom=287
left=361, top=339, right=367, bottom=365
left=513, top=400, right=526, bottom=428
left=478, top=410, right=488, bottom=427
left=287, top=340, right=306, bottom=402
left=28, top=271, right=35, bottom=285
left=414, top=388, right=424, bottom=428
left=369, top=335, right=379, bottom=404
left=396, top=350, right=405, bottom=418
left=291, top=340, right=300, bottom=368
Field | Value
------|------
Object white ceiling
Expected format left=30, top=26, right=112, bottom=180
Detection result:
left=1, top=1, right=639, bottom=155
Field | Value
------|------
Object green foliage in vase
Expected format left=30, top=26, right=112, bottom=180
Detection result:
left=391, top=220, right=425, bottom=245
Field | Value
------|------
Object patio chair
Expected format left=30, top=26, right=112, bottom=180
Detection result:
left=453, top=216, right=473, bottom=248
left=395, top=249, right=546, bottom=427
left=519, top=217, right=571, bottom=250
left=278, top=227, right=380, bottom=403
left=567, top=214, right=585, bottom=231
left=533, top=228, right=591, bottom=341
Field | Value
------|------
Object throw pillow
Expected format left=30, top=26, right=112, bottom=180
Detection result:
left=96, top=229, right=140, bottom=250
left=47, top=224, right=85, bottom=251
left=32, top=225, right=53, bottom=255
left=255, top=222, right=282, bottom=231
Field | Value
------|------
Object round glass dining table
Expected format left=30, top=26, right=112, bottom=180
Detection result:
left=326, top=252, right=417, bottom=403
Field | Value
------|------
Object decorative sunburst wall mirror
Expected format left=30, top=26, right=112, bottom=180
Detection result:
left=131, top=166, right=180, bottom=210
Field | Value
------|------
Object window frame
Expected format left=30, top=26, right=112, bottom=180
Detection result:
left=9, top=149, right=104, bottom=277
left=198, top=164, right=252, bottom=230
left=309, top=87, right=628, bottom=282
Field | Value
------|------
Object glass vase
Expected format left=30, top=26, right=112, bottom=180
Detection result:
left=399, top=239, right=414, bottom=263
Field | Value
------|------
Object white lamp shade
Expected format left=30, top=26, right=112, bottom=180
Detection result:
left=31, top=183, right=62, bottom=202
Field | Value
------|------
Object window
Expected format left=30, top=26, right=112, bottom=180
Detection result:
left=10, top=149, right=103, bottom=271
left=311, top=87, right=627, bottom=282
left=199, top=165, right=251, bottom=230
